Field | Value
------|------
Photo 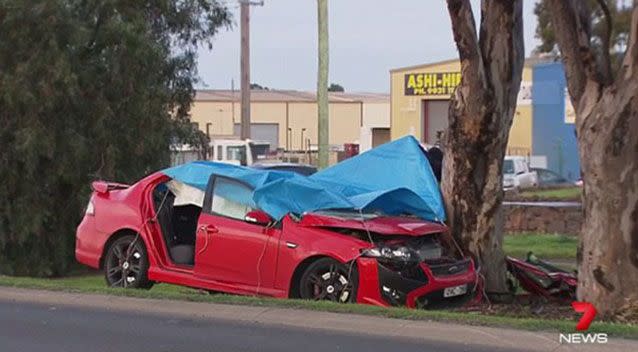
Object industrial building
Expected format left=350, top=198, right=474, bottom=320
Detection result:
left=390, top=59, right=534, bottom=155
left=189, top=90, right=389, bottom=152
left=389, top=58, right=579, bottom=181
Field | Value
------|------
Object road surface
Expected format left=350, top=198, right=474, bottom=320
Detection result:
left=0, top=287, right=634, bottom=352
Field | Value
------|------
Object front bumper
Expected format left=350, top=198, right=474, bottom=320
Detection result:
left=355, top=257, right=479, bottom=309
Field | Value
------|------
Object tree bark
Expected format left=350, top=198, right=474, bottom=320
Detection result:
left=547, top=0, right=638, bottom=319
left=442, top=0, right=525, bottom=295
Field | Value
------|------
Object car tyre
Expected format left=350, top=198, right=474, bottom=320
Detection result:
left=299, top=258, right=357, bottom=303
left=104, top=234, right=153, bottom=289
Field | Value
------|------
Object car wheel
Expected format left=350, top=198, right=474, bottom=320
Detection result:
left=299, top=258, right=356, bottom=303
left=104, top=234, right=153, bottom=289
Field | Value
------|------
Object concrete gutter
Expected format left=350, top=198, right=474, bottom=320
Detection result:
left=0, top=287, right=635, bottom=352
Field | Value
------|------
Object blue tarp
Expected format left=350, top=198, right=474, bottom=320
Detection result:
left=162, top=136, right=446, bottom=222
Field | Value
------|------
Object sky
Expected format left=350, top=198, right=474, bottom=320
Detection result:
left=196, top=0, right=541, bottom=93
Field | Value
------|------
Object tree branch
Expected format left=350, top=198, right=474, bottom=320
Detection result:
left=479, top=0, right=525, bottom=108
left=446, top=0, right=487, bottom=114
left=547, top=0, right=600, bottom=104
left=595, top=0, right=613, bottom=83
left=446, top=0, right=480, bottom=64
left=620, top=3, right=638, bottom=78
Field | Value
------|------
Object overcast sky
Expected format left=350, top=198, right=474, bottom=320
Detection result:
left=196, top=0, right=540, bottom=93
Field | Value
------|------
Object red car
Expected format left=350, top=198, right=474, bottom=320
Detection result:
left=76, top=170, right=478, bottom=308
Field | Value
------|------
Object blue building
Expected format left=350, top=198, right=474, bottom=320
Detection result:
left=531, top=62, right=581, bottom=181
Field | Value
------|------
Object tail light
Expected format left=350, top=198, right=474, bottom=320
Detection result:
left=85, top=200, right=95, bottom=216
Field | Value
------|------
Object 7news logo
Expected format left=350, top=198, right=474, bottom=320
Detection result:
left=559, top=302, right=608, bottom=344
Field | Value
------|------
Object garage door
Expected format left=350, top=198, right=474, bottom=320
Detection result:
left=424, top=100, right=449, bottom=144
left=371, top=128, right=390, bottom=148
left=233, top=123, right=279, bottom=150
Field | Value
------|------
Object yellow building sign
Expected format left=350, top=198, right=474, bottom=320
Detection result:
left=404, top=72, right=461, bottom=96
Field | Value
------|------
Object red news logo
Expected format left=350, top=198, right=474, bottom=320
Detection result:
left=572, top=301, right=597, bottom=331
left=559, top=302, right=608, bottom=344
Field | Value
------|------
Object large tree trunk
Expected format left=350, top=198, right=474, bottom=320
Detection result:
left=442, top=0, right=524, bottom=295
left=547, top=0, right=638, bottom=319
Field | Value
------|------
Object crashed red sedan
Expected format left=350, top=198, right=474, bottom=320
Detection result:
left=76, top=137, right=479, bottom=308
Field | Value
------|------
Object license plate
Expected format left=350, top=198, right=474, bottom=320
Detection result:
left=443, top=284, right=467, bottom=298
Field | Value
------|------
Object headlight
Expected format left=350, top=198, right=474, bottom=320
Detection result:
left=362, top=245, right=416, bottom=262
left=85, top=200, right=95, bottom=216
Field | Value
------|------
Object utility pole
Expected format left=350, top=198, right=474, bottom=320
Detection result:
left=317, top=0, right=329, bottom=168
left=239, top=0, right=263, bottom=140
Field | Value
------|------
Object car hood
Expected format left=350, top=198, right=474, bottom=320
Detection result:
left=298, top=213, right=447, bottom=236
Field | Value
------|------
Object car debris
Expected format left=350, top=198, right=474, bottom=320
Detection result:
left=506, top=252, right=577, bottom=301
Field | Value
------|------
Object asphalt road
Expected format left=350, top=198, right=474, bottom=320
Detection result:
left=1, top=299, right=503, bottom=352
left=0, top=287, right=635, bottom=352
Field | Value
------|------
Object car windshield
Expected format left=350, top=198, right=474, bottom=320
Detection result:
left=503, top=160, right=515, bottom=175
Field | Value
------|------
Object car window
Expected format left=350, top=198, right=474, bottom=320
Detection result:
left=210, top=177, right=254, bottom=220
left=227, top=146, right=247, bottom=165
left=503, top=160, right=515, bottom=174
left=538, top=170, right=553, bottom=182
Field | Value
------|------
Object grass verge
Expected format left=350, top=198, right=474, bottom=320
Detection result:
left=518, top=187, right=581, bottom=201
left=1, top=274, right=636, bottom=339
left=504, top=233, right=577, bottom=260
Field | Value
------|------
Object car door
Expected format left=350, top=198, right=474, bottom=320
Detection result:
left=516, top=160, right=532, bottom=188
left=194, top=176, right=279, bottom=288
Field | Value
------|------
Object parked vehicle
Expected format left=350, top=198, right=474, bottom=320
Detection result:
left=209, top=139, right=270, bottom=166
left=530, top=168, right=570, bottom=187
left=76, top=136, right=478, bottom=309
left=251, top=162, right=317, bottom=176
left=503, top=156, right=538, bottom=190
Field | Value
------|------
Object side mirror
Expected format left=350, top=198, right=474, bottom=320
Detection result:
left=245, top=210, right=273, bottom=226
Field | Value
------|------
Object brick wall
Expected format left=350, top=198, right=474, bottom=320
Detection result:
left=504, top=203, right=582, bottom=236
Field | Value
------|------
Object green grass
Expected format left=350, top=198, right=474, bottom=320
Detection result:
left=504, top=233, right=578, bottom=259
left=519, top=187, right=581, bottom=200
left=1, top=274, right=636, bottom=339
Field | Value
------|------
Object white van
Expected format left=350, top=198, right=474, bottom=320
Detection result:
left=209, top=139, right=270, bottom=166
left=503, top=156, right=538, bottom=190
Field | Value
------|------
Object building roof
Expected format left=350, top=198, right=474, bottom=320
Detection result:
left=195, top=90, right=389, bottom=103
left=389, top=57, right=541, bottom=73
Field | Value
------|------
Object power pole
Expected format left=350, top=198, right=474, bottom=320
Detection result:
left=317, top=0, right=329, bottom=168
left=239, top=0, right=263, bottom=140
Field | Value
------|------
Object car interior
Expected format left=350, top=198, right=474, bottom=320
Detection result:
left=153, top=182, right=201, bottom=266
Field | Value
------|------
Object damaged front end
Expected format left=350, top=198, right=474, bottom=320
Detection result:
left=300, top=212, right=480, bottom=309
left=357, top=233, right=479, bottom=309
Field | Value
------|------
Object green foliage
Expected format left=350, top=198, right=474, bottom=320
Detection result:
left=534, top=0, right=632, bottom=65
left=0, top=0, right=230, bottom=276
left=328, top=83, right=344, bottom=92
